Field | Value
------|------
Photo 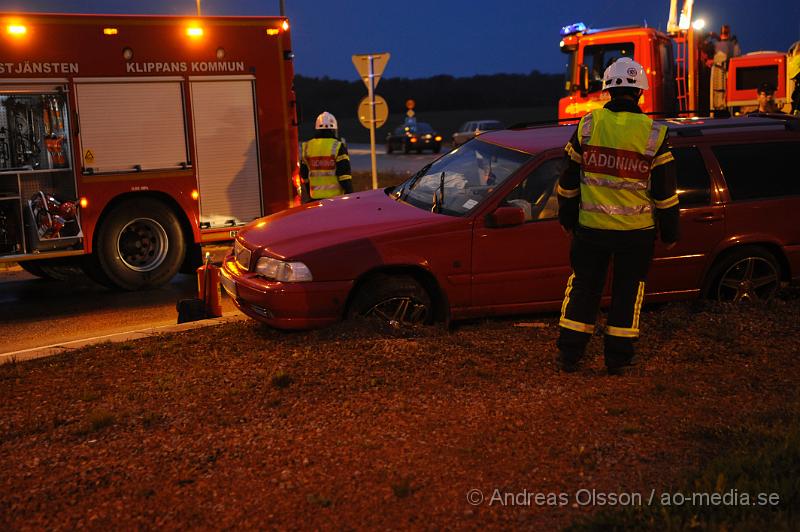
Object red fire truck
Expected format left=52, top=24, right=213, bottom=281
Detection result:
left=558, top=2, right=797, bottom=120
left=0, top=13, right=299, bottom=289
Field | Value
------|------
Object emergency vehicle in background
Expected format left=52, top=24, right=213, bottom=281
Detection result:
left=0, top=13, right=299, bottom=289
left=558, top=0, right=798, bottom=120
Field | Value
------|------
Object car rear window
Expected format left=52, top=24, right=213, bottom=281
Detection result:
left=672, top=147, right=711, bottom=207
left=712, top=142, right=800, bottom=201
left=415, top=123, right=434, bottom=133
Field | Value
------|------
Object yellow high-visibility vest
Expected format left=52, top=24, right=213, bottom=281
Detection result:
left=302, top=138, right=344, bottom=199
left=573, top=108, right=671, bottom=231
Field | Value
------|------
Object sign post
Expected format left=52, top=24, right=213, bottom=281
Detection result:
left=352, top=53, right=390, bottom=189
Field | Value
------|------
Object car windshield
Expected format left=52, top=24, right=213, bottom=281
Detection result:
left=480, top=121, right=503, bottom=130
left=414, top=122, right=434, bottom=133
left=394, top=141, right=531, bottom=216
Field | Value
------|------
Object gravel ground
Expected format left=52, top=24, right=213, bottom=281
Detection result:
left=1, top=290, right=799, bottom=530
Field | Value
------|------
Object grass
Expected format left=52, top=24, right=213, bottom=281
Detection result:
left=568, top=410, right=800, bottom=531
left=75, top=408, right=116, bottom=435
left=391, top=477, right=415, bottom=499
left=306, top=493, right=333, bottom=508
left=141, top=411, right=166, bottom=428
left=271, top=371, right=293, bottom=389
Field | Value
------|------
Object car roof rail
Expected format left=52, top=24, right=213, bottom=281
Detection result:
left=508, top=112, right=799, bottom=133
left=668, top=115, right=799, bottom=137
left=508, top=117, right=581, bottom=129
left=508, top=110, right=724, bottom=130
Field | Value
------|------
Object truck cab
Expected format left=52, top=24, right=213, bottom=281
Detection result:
left=559, top=23, right=677, bottom=121
left=558, top=20, right=794, bottom=121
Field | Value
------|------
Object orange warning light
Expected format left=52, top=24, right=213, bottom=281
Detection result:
left=7, top=25, right=27, bottom=36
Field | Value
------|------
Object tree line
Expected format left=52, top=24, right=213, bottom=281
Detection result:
left=294, top=71, right=564, bottom=125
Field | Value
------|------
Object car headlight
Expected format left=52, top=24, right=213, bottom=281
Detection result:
left=255, top=256, right=313, bottom=282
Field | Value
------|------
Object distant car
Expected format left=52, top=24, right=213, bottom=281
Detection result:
left=221, top=115, right=800, bottom=330
left=386, top=122, right=442, bottom=154
left=452, top=120, right=503, bottom=147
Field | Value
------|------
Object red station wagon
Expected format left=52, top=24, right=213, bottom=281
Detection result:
left=221, top=116, right=800, bottom=329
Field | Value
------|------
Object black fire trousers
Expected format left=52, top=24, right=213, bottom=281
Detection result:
left=557, top=226, right=656, bottom=368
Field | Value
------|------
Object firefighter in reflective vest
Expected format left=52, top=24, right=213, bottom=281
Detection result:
left=300, top=112, right=353, bottom=203
left=555, top=57, right=680, bottom=375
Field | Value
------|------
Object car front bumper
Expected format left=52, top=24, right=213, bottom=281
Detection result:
left=220, top=255, right=354, bottom=330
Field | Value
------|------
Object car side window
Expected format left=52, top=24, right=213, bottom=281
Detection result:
left=672, top=147, right=711, bottom=207
left=502, top=158, right=566, bottom=222
left=712, top=142, right=800, bottom=201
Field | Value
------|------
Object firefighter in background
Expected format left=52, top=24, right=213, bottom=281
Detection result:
left=300, top=112, right=352, bottom=203
left=710, top=24, right=741, bottom=115
left=712, top=24, right=741, bottom=59
left=789, top=42, right=800, bottom=116
left=751, top=83, right=782, bottom=114
left=555, top=57, right=679, bottom=376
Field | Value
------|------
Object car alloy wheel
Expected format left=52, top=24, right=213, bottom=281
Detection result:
left=349, top=274, right=433, bottom=328
left=716, top=255, right=779, bottom=302
left=364, top=296, right=429, bottom=328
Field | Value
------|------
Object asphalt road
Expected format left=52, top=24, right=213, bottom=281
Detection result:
left=0, top=147, right=442, bottom=356
left=0, top=247, right=238, bottom=356
left=348, top=142, right=445, bottom=175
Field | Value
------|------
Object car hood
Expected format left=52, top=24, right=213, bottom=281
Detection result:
left=238, top=189, right=444, bottom=259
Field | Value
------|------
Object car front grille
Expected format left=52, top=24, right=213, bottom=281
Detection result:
left=234, top=240, right=252, bottom=271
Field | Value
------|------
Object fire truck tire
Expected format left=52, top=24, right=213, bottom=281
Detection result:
left=19, top=260, right=59, bottom=280
left=80, top=254, right=114, bottom=288
left=19, top=257, right=85, bottom=281
left=94, top=199, right=186, bottom=290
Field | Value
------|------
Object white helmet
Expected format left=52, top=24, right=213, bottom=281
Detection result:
left=315, top=111, right=338, bottom=130
left=602, top=57, right=649, bottom=91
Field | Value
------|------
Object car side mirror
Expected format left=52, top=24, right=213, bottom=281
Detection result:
left=487, top=206, right=525, bottom=228
left=579, top=64, right=589, bottom=96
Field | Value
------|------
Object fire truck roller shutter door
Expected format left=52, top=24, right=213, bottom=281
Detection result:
left=189, top=78, right=262, bottom=228
left=75, top=81, right=188, bottom=173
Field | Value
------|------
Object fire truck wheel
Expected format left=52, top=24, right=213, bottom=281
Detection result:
left=19, top=258, right=83, bottom=281
left=95, top=199, right=186, bottom=290
left=19, top=260, right=59, bottom=280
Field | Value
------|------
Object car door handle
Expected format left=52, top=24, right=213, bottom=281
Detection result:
left=693, top=213, right=724, bottom=223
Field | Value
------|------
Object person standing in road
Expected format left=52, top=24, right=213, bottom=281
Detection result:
left=750, top=83, right=782, bottom=114
left=300, top=112, right=353, bottom=203
left=555, top=57, right=679, bottom=376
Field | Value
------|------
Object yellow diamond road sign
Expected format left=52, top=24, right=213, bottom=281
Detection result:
left=352, top=53, right=390, bottom=90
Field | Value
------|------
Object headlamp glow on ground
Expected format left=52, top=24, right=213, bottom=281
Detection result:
left=256, top=256, right=312, bottom=282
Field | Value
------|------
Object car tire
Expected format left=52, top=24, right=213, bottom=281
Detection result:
left=93, top=198, right=186, bottom=291
left=386, top=142, right=393, bottom=154
left=433, top=145, right=441, bottom=154
left=403, top=142, right=411, bottom=154
left=706, top=246, right=781, bottom=302
left=348, top=274, right=432, bottom=327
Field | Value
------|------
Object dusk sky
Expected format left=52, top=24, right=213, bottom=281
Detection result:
left=7, top=0, right=800, bottom=79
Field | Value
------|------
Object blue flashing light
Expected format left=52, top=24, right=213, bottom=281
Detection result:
left=560, top=22, right=587, bottom=37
